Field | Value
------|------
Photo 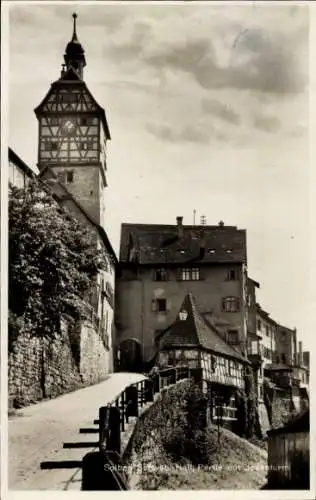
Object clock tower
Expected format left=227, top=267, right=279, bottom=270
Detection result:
left=34, top=13, right=111, bottom=227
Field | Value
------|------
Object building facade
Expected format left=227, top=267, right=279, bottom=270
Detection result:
left=116, top=217, right=250, bottom=369
left=9, top=14, right=117, bottom=380
left=9, top=148, right=35, bottom=188
left=157, top=293, right=249, bottom=425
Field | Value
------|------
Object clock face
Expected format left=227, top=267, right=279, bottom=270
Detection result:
left=62, top=119, right=75, bottom=134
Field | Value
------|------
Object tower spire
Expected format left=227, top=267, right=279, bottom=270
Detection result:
left=63, top=12, right=86, bottom=79
left=72, top=12, right=78, bottom=41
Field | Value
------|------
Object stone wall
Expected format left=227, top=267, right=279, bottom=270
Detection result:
left=80, top=320, right=113, bottom=385
left=8, top=318, right=112, bottom=408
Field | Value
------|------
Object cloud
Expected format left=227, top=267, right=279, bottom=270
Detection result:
left=146, top=120, right=233, bottom=145
left=109, top=21, right=152, bottom=59
left=97, top=6, right=308, bottom=97
left=252, top=113, right=281, bottom=133
left=146, top=123, right=212, bottom=145
left=144, top=26, right=307, bottom=95
left=202, top=99, right=240, bottom=125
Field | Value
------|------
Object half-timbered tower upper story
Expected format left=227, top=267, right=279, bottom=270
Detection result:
left=34, top=13, right=111, bottom=227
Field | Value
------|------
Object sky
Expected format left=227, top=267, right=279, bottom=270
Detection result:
left=7, top=2, right=312, bottom=349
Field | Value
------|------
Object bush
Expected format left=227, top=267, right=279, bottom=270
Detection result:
left=9, top=181, right=107, bottom=349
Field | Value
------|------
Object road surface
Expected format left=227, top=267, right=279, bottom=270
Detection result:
left=9, top=372, right=147, bottom=490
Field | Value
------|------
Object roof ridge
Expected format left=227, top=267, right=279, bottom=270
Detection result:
left=186, top=293, right=202, bottom=348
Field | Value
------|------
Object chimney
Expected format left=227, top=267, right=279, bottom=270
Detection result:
left=298, top=340, right=303, bottom=365
left=199, top=228, right=206, bottom=260
left=218, top=220, right=224, bottom=227
left=176, top=216, right=183, bottom=238
left=293, top=327, right=297, bottom=363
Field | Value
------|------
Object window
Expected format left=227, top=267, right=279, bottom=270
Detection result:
left=227, top=330, right=239, bottom=344
left=152, top=298, right=167, bottom=312
left=168, top=351, right=176, bottom=366
left=281, top=353, right=286, bottom=364
left=263, top=347, right=272, bottom=360
left=178, top=268, right=190, bottom=280
left=226, top=268, right=237, bottom=281
left=80, top=139, right=94, bottom=151
left=191, top=268, right=200, bottom=280
left=257, top=320, right=261, bottom=331
left=80, top=116, right=95, bottom=126
left=222, top=297, right=240, bottom=313
left=60, top=93, right=78, bottom=103
left=177, top=268, right=200, bottom=281
left=259, top=386, right=263, bottom=399
left=45, top=140, right=58, bottom=151
left=155, top=268, right=167, bottom=281
left=157, top=299, right=166, bottom=312
left=49, top=117, right=60, bottom=126
left=66, top=170, right=74, bottom=184
left=228, top=360, right=235, bottom=375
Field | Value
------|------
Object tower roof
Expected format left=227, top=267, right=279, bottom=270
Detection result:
left=64, top=13, right=86, bottom=75
left=159, top=293, right=248, bottom=363
left=65, top=13, right=84, bottom=56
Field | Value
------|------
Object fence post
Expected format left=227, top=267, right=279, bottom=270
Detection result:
left=144, top=379, right=154, bottom=402
left=125, top=385, right=139, bottom=418
left=106, top=406, right=121, bottom=455
left=99, top=405, right=110, bottom=452
left=153, top=374, right=160, bottom=393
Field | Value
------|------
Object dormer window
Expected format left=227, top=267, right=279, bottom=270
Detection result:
left=179, top=310, right=188, bottom=321
left=208, top=249, right=216, bottom=254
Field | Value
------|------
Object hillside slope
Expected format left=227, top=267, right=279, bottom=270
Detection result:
left=131, top=424, right=268, bottom=490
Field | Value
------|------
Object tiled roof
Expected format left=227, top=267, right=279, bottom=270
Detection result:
left=159, top=293, right=248, bottom=363
left=264, top=363, right=292, bottom=372
left=119, top=222, right=247, bottom=265
left=8, top=148, right=37, bottom=178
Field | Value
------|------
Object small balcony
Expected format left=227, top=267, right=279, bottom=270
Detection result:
left=247, top=341, right=262, bottom=366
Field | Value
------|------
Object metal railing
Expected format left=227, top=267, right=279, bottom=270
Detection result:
left=98, top=366, right=198, bottom=453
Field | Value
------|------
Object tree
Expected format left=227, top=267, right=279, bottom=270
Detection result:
left=9, top=180, right=107, bottom=349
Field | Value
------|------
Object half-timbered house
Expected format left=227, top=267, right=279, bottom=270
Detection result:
left=157, top=293, right=250, bottom=423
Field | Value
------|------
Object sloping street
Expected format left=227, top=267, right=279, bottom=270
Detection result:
left=8, top=372, right=146, bottom=490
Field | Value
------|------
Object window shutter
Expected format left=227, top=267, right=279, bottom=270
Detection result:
left=166, top=299, right=172, bottom=311
left=151, top=299, right=157, bottom=312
